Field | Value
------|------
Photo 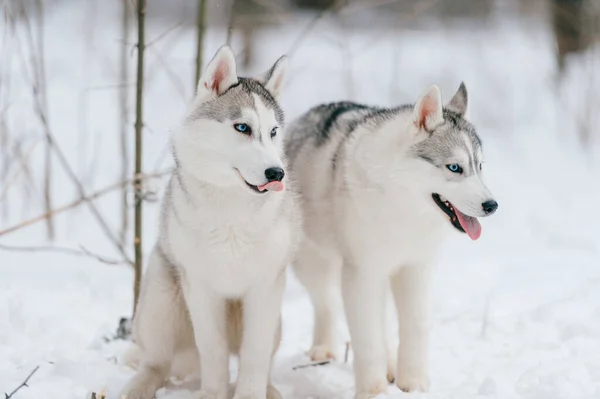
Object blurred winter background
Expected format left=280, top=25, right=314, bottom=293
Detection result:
left=1, top=0, right=600, bottom=398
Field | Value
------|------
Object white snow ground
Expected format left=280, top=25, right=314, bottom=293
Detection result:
left=1, top=2, right=600, bottom=399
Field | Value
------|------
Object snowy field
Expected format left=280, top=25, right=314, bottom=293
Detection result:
left=1, top=2, right=600, bottom=399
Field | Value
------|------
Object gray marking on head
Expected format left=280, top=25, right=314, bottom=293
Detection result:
left=188, top=77, right=284, bottom=126
left=412, top=109, right=483, bottom=176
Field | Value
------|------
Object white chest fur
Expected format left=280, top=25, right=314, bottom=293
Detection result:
left=161, top=177, right=295, bottom=297
left=336, top=187, right=446, bottom=273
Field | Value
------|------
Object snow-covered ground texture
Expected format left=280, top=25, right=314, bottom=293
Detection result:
left=1, top=1, right=600, bottom=399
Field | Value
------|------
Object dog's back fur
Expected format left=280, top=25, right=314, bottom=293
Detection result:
left=286, top=85, right=497, bottom=398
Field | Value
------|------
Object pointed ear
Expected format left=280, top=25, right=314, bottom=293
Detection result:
left=446, top=82, right=468, bottom=117
left=257, top=55, right=288, bottom=100
left=197, top=46, right=238, bottom=98
left=413, top=85, right=444, bottom=131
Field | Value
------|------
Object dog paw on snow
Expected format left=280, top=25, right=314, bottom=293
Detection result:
left=396, top=373, right=430, bottom=393
left=306, top=344, right=336, bottom=361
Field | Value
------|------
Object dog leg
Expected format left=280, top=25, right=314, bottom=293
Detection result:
left=342, top=263, right=388, bottom=399
left=185, top=285, right=229, bottom=399
left=384, top=289, right=397, bottom=384
left=266, top=319, right=283, bottom=399
left=293, top=242, right=341, bottom=361
left=233, top=272, right=285, bottom=399
left=120, top=249, right=182, bottom=399
left=390, top=262, right=432, bottom=393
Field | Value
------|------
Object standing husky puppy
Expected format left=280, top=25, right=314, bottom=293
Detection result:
left=121, top=46, right=301, bottom=399
left=286, top=84, right=498, bottom=398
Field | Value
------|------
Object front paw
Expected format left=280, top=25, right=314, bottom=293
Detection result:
left=396, top=372, right=430, bottom=393
left=386, top=356, right=396, bottom=384
left=307, top=344, right=336, bottom=361
left=355, top=386, right=388, bottom=399
left=194, top=390, right=227, bottom=399
left=266, top=385, right=283, bottom=399
left=232, top=385, right=281, bottom=399
left=354, top=380, right=388, bottom=399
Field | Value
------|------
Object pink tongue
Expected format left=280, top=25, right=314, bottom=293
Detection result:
left=455, top=209, right=482, bottom=240
left=257, top=181, right=284, bottom=192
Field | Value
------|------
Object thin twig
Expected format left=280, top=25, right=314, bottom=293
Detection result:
left=148, top=46, right=187, bottom=104
left=225, top=0, right=236, bottom=46
left=133, top=0, right=147, bottom=316
left=0, top=138, right=41, bottom=203
left=0, top=243, right=126, bottom=265
left=36, top=0, right=53, bottom=241
left=145, top=20, right=183, bottom=49
left=4, top=365, right=40, bottom=399
left=17, top=0, right=131, bottom=263
left=0, top=170, right=171, bottom=238
left=119, top=0, right=130, bottom=247
left=287, top=1, right=342, bottom=57
left=344, top=341, right=350, bottom=363
left=21, top=0, right=54, bottom=240
left=194, top=0, right=207, bottom=90
left=292, top=360, right=331, bottom=370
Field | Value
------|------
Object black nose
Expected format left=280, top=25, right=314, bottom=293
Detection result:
left=482, top=200, right=498, bottom=215
left=265, top=167, right=285, bottom=182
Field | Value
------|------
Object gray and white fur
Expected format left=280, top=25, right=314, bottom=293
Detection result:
left=286, top=84, right=498, bottom=398
left=120, top=46, right=301, bottom=399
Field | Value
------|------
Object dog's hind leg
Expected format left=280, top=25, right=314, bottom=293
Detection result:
left=121, top=248, right=189, bottom=399
left=292, top=240, right=342, bottom=361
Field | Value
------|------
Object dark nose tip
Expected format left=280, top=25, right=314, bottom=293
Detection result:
left=265, top=167, right=285, bottom=182
left=482, top=200, right=498, bottom=215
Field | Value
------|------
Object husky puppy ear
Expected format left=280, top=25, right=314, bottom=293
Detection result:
left=413, top=85, right=444, bottom=131
left=446, top=82, right=469, bottom=117
left=196, top=45, right=238, bottom=99
left=256, top=55, right=288, bottom=100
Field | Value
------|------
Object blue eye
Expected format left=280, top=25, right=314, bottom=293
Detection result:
left=270, top=127, right=277, bottom=138
left=446, top=164, right=463, bottom=174
left=234, top=123, right=251, bottom=134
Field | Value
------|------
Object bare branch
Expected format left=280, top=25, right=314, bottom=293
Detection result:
left=344, top=341, right=350, bottom=363
left=0, top=243, right=126, bottom=265
left=0, top=170, right=171, bottom=238
left=4, top=365, right=40, bottom=399
left=146, top=20, right=184, bottom=49
left=0, top=138, right=42, bottom=203
left=133, top=0, right=147, bottom=316
left=19, top=0, right=54, bottom=240
left=287, top=2, right=341, bottom=57
left=35, top=0, right=54, bottom=241
left=119, top=0, right=131, bottom=247
left=194, top=0, right=207, bottom=90
left=148, top=46, right=187, bottom=104
left=225, top=0, right=236, bottom=46
left=292, top=360, right=332, bottom=370
left=15, top=0, right=130, bottom=260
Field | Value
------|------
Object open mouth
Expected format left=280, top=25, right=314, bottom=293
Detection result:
left=432, top=194, right=482, bottom=240
left=235, top=169, right=284, bottom=194
left=244, top=181, right=269, bottom=194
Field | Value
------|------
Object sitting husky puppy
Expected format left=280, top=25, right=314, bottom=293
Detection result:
left=121, top=46, right=301, bottom=399
left=286, top=84, right=498, bottom=398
